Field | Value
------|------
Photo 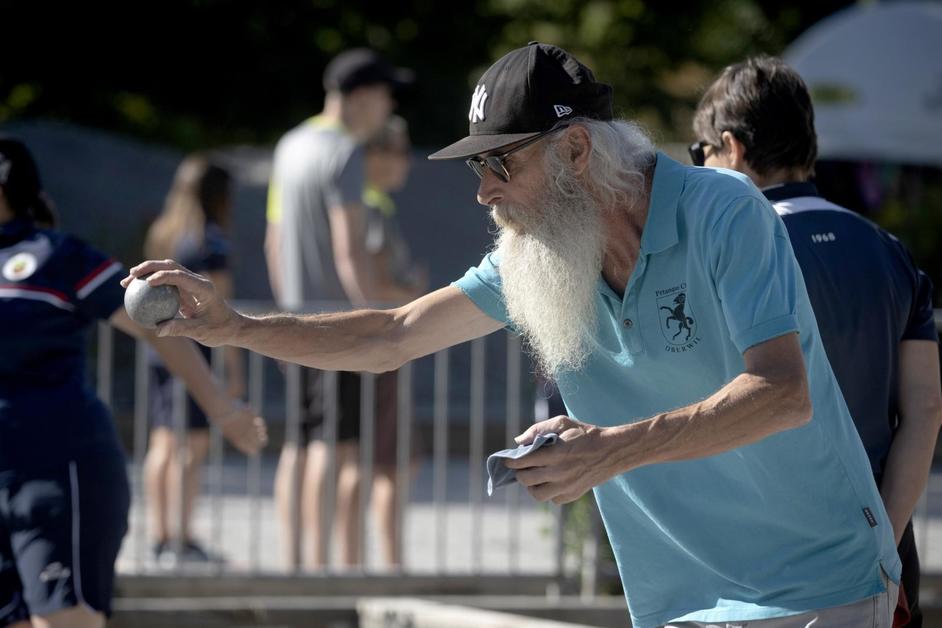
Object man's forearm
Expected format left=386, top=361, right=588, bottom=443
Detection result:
left=264, top=222, right=283, bottom=303
left=601, top=370, right=811, bottom=475
left=228, top=308, right=404, bottom=373
left=881, top=415, right=942, bottom=544
left=882, top=339, right=942, bottom=544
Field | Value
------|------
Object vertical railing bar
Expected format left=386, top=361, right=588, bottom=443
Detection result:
left=433, top=349, right=450, bottom=573
left=359, top=372, right=376, bottom=572
left=133, top=338, right=150, bottom=572
left=285, top=362, right=302, bottom=572
left=505, top=333, right=522, bottom=573
left=469, top=337, right=486, bottom=573
left=171, top=375, right=188, bottom=570
left=209, top=347, right=225, bottom=568
left=248, top=351, right=264, bottom=572
left=395, top=361, right=413, bottom=571
left=322, top=370, right=339, bottom=570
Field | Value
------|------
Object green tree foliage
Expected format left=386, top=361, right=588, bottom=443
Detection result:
left=481, top=0, right=851, bottom=141
left=1, top=0, right=850, bottom=148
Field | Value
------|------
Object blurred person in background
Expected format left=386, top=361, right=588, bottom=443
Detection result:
left=0, top=137, right=265, bottom=628
left=693, top=56, right=942, bottom=626
left=143, top=155, right=245, bottom=566
left=265, top=48, right=413, bottom=569
left=360, top=115, right=427, bottom=567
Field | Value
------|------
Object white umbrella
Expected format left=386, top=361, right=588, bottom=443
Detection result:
left=784, top=2, right=942, bottom=165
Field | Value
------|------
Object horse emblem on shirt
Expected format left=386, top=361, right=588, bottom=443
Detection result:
left=657, top=291, right=697, bottom=345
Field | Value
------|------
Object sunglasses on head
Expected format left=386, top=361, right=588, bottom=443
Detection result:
left=466, top=123, right=570, bottom=183
left=688, top=140, right=716, bottom=167
left=688, top=139, right=729, bottom=167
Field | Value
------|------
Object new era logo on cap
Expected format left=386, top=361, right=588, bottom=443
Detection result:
left=469, top=84, right=488, bottom=123
left=554, top=105, right=573, bottom=118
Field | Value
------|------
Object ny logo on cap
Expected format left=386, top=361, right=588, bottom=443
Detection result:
left=554, top=105, right=573, bottom=118
left=469, top=84, right=488, bottom=123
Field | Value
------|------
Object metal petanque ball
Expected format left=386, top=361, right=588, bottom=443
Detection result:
left=124, top=276, right=180, bottom=329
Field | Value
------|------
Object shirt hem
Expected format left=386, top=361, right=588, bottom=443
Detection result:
left=632, top=577, right=887, bottom=628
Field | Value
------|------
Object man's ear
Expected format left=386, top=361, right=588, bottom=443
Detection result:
left=564, top=125, right=592, bottom=175
left=721, top=131, right=748, bottom=172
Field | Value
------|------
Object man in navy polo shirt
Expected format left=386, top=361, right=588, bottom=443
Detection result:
left=128, top=44, right=901, bottom=627
left=693, top=55, right=942, bottom=626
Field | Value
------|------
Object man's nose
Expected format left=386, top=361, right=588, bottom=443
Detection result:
left=476, top=169, right=504, bottom=207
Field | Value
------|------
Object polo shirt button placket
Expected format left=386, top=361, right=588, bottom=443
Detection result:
left=622, top=256, right=646, bottom=354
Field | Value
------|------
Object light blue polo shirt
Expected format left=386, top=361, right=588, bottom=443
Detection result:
left=454, top=153, right=901, bottom=628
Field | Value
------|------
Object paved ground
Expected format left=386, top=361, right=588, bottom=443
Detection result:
left=117, top=458, right=563, bottom=575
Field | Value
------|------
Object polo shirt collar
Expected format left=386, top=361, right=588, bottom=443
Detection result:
left=761, top=181, right=820, bottom=202
left=640, top=152, right=683, bottom=255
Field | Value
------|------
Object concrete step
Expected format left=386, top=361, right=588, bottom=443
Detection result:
left=116, top=573, right=573, bottom=598
left=111, top=595, right=628, bottom=628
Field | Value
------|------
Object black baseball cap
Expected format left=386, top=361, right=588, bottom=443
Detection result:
left=428, top=42, right=613, bottom=160
left=323, top=48, right=415, bottom=94
left=0, top=137, right=43, bottom=211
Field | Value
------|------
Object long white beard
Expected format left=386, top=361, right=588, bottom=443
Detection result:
left=494, top=184, right=604, bottom=377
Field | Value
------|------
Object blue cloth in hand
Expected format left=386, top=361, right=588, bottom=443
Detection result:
left=486, top=432, right=559, bottom=496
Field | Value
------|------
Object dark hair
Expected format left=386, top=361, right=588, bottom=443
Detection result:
left=0, top=137, right=58, bottom=228
left=693, top=56, right=817, bottom=177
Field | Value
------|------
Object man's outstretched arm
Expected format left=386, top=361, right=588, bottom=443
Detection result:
left=122, top=259, right=504, bottom=373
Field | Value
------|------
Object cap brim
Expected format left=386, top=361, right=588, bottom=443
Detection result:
left=427, top=131, right=541, bottom=160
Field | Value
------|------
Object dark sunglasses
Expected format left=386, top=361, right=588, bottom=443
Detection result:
left=466, top=123, right=570, bottom=183
left=688, top=140, right=715, bottom=167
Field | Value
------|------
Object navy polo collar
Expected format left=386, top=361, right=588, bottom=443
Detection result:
left=761, top=181, right=820, bottom=203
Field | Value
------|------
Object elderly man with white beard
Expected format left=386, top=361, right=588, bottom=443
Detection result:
left=123, top=43, right=901, bottom=628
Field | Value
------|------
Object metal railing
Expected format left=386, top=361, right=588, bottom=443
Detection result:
left=93, top=309, right=584, bottom=587
left=94, top=308, right=942, bottom=594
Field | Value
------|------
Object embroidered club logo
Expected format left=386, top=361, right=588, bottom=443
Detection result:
left=2, top=252, right=37, bottom=281
left=554, top=104, right=573, bottom=118
left=469, top=84, right=488, bottom=123
left=655, top=284, right=700, bottom=351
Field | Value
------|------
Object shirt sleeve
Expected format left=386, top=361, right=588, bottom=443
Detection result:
left=325, top=145, right=365, bottom=210
left=902, top=255, right=938, bottom=343
left=266, top=178, right=282, bottom=225
left=66, top=237, right=127, bottom=320
left=708, top=195, right=802, bottom=353
left=451, top=252, right=512, bottom=326
left=266, top=143, right=284, bottom=225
